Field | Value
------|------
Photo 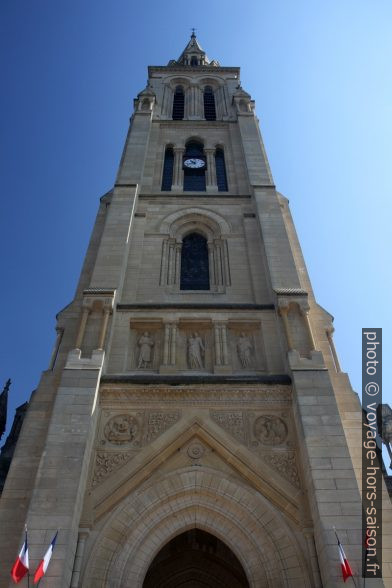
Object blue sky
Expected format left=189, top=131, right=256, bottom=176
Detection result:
left=1, top=1, right=391, bottom=466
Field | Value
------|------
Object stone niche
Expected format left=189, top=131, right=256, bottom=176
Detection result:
left=177, top=321, right=213, bottom=372
left=228, top=322, right=265, bottom=372
left=129, top=320, right=162, bottom=371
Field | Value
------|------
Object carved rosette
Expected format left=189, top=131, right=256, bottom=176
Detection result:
left=187, top=441, right=205, bottom=460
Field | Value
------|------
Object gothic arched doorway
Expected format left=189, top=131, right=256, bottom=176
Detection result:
left=142, top=529, right=250, bottom=588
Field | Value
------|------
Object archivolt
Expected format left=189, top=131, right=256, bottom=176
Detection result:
left=160, top=207, right=231, bottom=238
left=82, top=468, right=311, bottom=588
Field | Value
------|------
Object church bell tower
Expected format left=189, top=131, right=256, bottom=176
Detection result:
left=0, top=33, right=390, bottom=587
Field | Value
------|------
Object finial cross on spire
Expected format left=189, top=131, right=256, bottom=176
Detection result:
left=191, top=27, right=196, bottom=37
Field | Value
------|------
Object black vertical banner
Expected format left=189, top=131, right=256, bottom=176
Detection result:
left=362, top=328, right=382, bottom=578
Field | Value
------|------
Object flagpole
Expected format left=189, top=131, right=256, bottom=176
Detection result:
left=333, top=526, right=358, bottom=587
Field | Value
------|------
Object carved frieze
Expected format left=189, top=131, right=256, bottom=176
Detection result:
left=100, top=386, right=292, bottom=405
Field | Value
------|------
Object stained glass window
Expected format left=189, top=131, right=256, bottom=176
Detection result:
left=180, top=233, right=210, bottom=290
left=161, top=148, right=174, bottom=191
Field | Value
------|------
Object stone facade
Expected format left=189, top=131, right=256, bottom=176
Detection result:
left=0, top=34, right=391, bottom=587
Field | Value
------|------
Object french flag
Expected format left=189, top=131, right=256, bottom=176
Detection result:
left=337, top=538, right=353, bottom=582
left=33, top=531, right=58, bottom=584
left=11, top=528, right=29, bottom=583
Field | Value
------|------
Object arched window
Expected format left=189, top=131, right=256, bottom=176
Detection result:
left=184, top=141, right=206, bottom=192
left=190, top=56, right=198, bottom=66
left=204, top=86, right=216, bottom=121
left=161, top=147, right=174, bottom=191
left=215, top=148, right=228, bottom=192
left=180, top=233, right=210, bottom=290
left=172, top=86, right=184, bottom=120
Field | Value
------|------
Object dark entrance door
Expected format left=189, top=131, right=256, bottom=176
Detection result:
left=142, top=529, right=249, bottom=588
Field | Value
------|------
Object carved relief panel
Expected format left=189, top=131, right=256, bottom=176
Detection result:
left=210, top=409, right=299, bottom=488
left=92, top=409, right=181, bottom=487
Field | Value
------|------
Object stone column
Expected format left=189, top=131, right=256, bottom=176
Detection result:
left=163, top=323, right=170, bottom=365
left=75, top=304, right=91, bottom=351
left=172, top=147, right=184, bottom=191
left=279, top=306, right=294, bottom=352
left=160, top=323, right=178, bottom=373
left=208, top=242, right=215, bottom=289
left=70, top=530, right=89, bottom=587
left=214, top=324, right=221, bottom=366
left=175, top=244, right=182, bottom=286
left=221, top=324, right=229, bottom=365
left=97, top=307, right=111, bottom=350
left=213, top=322, right=231, bottom=373
left=326, top=328, right=341, bottom=372
left=170, top=323, right=177, bottom=365
left=300, top=306, right=316, bottom=351
left=205, top=148, right=218, bottom=193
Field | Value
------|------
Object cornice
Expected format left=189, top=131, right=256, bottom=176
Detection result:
left=149, top=65, right=240, bottom=75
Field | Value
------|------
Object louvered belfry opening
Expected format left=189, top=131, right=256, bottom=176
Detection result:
left=183, top=141, right=206, bottom=192
left=172, top=86, right=184, bottom=120
left=215, top=148, right=228, bottom=191
left=204, top=86, right=216, bottom=121
left=161, top=147, right=174, bottom=191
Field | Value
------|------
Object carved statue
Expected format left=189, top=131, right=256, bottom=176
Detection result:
left=253, top=415, right=288, bottom=445
left=188, top=332, right=205, bottom=369
left=137, top=332, right=154, bottom=368
left=104, top=415, right=139, bottom=445
left=237, top=333, right=253, bottom=368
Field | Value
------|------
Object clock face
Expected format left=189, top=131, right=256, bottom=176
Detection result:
left=184, top=158, right=205, bottom=169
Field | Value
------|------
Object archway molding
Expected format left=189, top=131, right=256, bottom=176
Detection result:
left=82, top=466, right=312, bottom=587
left=160, top=206, right=231, bottom=237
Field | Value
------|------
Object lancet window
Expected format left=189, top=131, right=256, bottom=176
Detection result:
left=215, top=148, right=228, bottom=191
left=204, top=86, right=216, bottom=121
left=172, top=86, right=184, bottom=120
left=161, top=147, right=174, bottom=191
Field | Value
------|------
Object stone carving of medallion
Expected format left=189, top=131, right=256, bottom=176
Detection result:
left=104, top=414, right=139, bottom=445
left=253, top=415, right=288, bottom=446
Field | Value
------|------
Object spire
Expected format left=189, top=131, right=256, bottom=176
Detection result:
left=168, top=32, right=220, bottom=68
left=0, top=379, right=11, bottom=440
